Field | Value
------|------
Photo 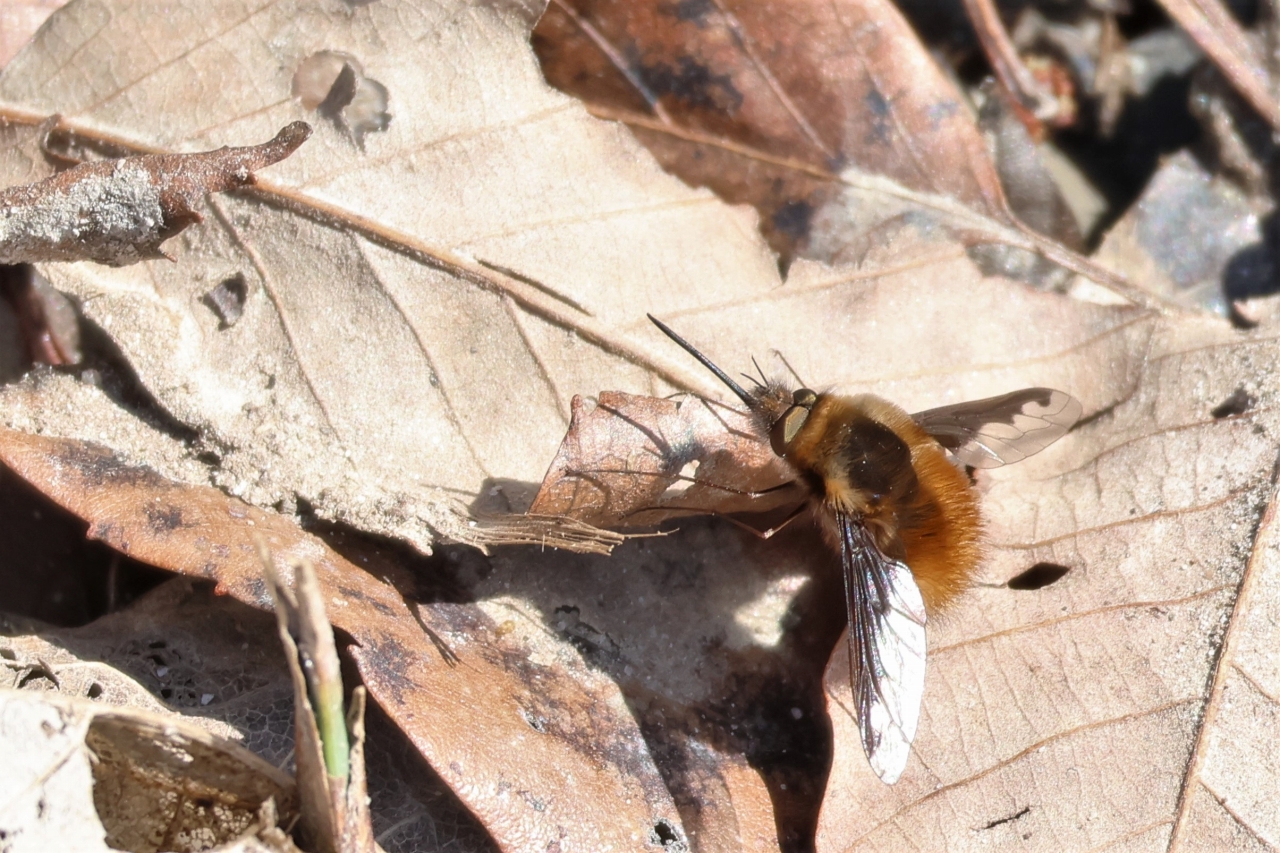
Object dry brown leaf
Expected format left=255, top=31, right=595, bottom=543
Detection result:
left=813, top=311, right=1280, bottom=850
left=2, top=576, right=499, bottom=851
left=521, top=268, right=1280, bottom=848
left=529, top=390, right=793, bottom=527
left=0, top=0, right=1148, bottom=570
left=0, top=122, right=310, bottom=265
left=0, top=0, right=790, bottom=556
left=0, top=428, right=685, bottom=850
left=534, top=0, right=1010, bottom=263
left=3, top=1, right=1280, bottom=850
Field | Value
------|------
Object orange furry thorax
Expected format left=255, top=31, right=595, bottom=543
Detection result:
left=782, top=393, right=983, bottom=613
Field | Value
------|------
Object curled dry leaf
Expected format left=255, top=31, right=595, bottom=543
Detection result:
left=0, top=689, right=297, bottom=853
left=529, top=390, right=793, bottom=528
left=0, top=427, right=686, bottom=850
left=0, top=122, right=311, bottom=266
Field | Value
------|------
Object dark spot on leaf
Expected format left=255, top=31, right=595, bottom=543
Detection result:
left=863, top=89, right=893, bottom=145
left=981, top=805, right=1031, bottom=830
left=144, top=504, right=186, bottom=533
left=1211, top=387, right=1255, bottom=419
left=335, top=583, right=368, bottom=604
left=519, top=708, right=548, bottom=733
left=671, top=0, right=713, bottom=24
left=1006, top=563, right=1070, bottom=590
left=202, top=273, right=247, bottom=329
left=86, top=683, right=103, bottom=699
left=243, top=575, right=272, bottom=609
left=89, top=522, right=130, bottom=553
left=641, top=57, right=743, bottom=114
left=56, top=442, right=172, bottom=490
left=358, top=635, right=417, bottom=704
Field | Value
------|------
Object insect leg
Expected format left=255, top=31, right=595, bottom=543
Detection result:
left=623, top=503, right=808, bottom=539
left=566, top=466, right=799, bottom=500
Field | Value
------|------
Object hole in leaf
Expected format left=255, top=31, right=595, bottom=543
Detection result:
left=292, top=51, right=391, bottom=148
left=18, top=664, right=58, bottom=689
left=1210, top=387, right=1255, bottom=419
left=518, top=708, right=547, bottom=733
left=202, top=273, right=247, bottom=329
left=649, top=818, right=685, bottom=848
left=1006, top=562, right=1070, bottom=590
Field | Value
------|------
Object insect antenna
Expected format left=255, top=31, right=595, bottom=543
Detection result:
left=771, top=348, right=808, bottom=389
left=648, top=314, right=757, bottom=410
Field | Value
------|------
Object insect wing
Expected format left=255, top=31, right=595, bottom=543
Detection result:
left=838, top=514, right=927, bottom=784
left=912, top=388, right=1081, bottom=469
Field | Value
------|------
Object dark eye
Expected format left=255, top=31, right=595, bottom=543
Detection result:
left=794, top=388, right=817, bottom=407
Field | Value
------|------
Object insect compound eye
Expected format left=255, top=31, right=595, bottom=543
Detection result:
left=793, top=388, right=818, bottom=407
left=770, top=404, right=811, bottom=457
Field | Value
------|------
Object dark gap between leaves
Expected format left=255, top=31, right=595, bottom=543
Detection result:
left=0, top=462, right=169, bottom=628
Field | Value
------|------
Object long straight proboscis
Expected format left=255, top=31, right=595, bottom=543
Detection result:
left=647, top=314, right=756, bottom=410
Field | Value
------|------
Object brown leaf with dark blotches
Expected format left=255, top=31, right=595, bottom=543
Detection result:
left=0, top=428, right=685, bottom=851
left=534, top=0, right=1011, bottom=263
left=0, top=121, right=310, bottom=266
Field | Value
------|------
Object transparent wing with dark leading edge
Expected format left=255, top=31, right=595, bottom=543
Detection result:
left=912, top=388, right=1082, bottom=469
left=837, top=513, right=927, bottom=784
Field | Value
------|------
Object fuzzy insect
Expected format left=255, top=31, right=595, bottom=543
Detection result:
left=649, top=315, right=1080, bottom=783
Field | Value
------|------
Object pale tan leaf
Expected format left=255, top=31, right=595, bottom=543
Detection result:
left=1170, top=477, right=1280, bottom=850
left=0, top=0, right=780, bottom=554
left=0, top=688, right=297, bottom=853
left=814, top=314, right=1280, bottom=850
left=0, top=0, right=66, bottom=70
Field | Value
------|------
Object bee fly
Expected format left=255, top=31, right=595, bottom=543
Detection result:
left=648, top=315, right=1080, bottom=783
